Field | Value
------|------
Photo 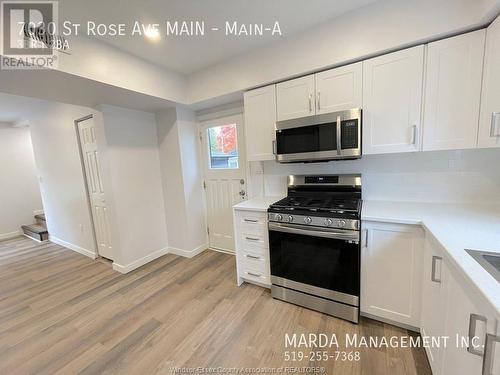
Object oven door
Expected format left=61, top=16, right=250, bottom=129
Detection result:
left=269, top=222, right=360, bottom=306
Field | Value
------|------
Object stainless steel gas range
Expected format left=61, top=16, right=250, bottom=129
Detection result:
left=268, top=174, right=362, bottom=323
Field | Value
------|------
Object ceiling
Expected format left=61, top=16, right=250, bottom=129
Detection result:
left=59, top=0, right=377, bottom=74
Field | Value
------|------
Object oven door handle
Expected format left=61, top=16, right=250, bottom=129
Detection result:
left=269, top=222, right=359, bottom=242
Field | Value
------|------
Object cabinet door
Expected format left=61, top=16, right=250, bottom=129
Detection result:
left=244, top=85, right=277, bottom=161
left=361, top=222, right=424, bottom=328
left=420, top=237, right=450, bottom=375
left=276, top=75, right=315, bottom=121
left=423, top=30, right=485, bottom=151
left=478, top=16, right=500, bottom=148
left=362, top=46, right=424, bottom=154
left=315, top=62, right=362, bottom=114
left=441, top=271, right=499, bottom=375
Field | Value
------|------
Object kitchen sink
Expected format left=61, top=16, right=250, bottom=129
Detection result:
left=466, top=249, right=500, bottom=283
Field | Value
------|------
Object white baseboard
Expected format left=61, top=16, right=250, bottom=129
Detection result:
left=168, top=243, right=208, bottom=258
left=112, top=247, right=169, bottom=274
left=49, top=235, right=97, bottom=259
left=0, top=230, right=22, bottom=241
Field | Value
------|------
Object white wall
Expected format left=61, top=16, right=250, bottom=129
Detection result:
left=157, top=107, right=207, bottom=256
left=99, top=105, right=168, bottom=268
left=257, top=148, right=500, bottom=204
left=28, top=101, right=98, bottom=254
left=188, top=0, right=500, bottom=103
left=0, top=125, right=43, bottom=239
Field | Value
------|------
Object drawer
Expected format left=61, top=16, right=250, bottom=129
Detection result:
left=240, top=267, right=270, bottom=285
left=235, top=210, right=267, bottom=235
left=240, top=232, right=268, bottom=254
left=240, top=251, right=268, bottom=274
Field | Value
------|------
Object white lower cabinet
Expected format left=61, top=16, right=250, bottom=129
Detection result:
left=233, top=209, right=271, bottom=287
left=421, top=235, right=500, bottom=375
left=361, top=221, right=424, bottom=328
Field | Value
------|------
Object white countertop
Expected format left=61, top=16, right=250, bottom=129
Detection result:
left=362, top=200, right=500, bottom=315
left=233, top=196, right=284, bottom=212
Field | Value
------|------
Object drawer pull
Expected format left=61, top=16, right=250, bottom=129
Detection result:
left=245, top=254, right=262, bottom=260
left=244, top=219, right=259, bottom=223
left=247, top=271, right=261, bottom=278
left=245, top=236, right=260, bottom=241
left=468, top=313, right=487, bottom=356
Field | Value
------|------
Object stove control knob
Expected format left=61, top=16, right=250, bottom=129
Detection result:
left=304, top=216, right=312, bottom=224
left=324, top=218, right=333, bottom=226
left=275, top=214, right=283, bottom=221
left=339, top=220, right=347, bottom=228
left=287, top=215, right=294, bottom=223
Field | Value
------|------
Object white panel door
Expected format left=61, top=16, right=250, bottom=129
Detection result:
left=362, top=45, right=424, bottom=154
left=244, top=85, right=277, bottom=161
left=315, top=62, right=362, bottom=114
left=276, top=74, right=315, bottom=121
left=201, top=114, right=247, bottom=253
left=361, top=222, right=424, bottom=328
left=423, top=30, right=485, bottom=151
left=77, top=117, right=113, bottom=260
left=478, top=16, right=500, bottom=148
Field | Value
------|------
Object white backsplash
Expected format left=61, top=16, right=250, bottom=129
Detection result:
left=249, top=148, right=500, bottom=204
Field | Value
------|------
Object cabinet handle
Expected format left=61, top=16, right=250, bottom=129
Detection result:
left=410, top=124, right=418, bottom=145
left=490, top=112, right=500, bottom=137
left=245, top=254, right=262, bottom=260
left=244, top=219, right=258, bottom=223
left=317, top=92, right=321, bottom=111
left=363, top=230, right=369, bottom=248
left=247, top=271, right=261, bottom=277
left=272, top=140, right=277, bottom=155
left=308, top=94, right=313, bottom=113
left=482, top=333, right=500, bottom=375
left=431, top=255, right=442, bottom=283
left=468, top=313, right=487, bottom=356
left=245, top=236, right=260, bottom=241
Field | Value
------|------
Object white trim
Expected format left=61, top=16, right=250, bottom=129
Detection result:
left=0, top=230, right=22, bottom=240
left=168, top=243, right=208, bottom=258
left=208, top=247, right=235, bottom=255
left=196, top=102, right=243, bottom=121
left=112, top=247, right=169, bottom=274
left=49, top=235, right=97, bottom=259
left=360, top=312, right=420, bottom=333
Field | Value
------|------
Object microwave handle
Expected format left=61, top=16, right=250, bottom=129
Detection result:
left=336, top=115, right=342, bottom=155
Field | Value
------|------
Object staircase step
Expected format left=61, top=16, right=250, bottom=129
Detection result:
left=21, top=224, right=49, bottom=242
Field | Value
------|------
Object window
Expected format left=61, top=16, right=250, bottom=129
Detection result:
left=207, top=124, right=239, bottom=169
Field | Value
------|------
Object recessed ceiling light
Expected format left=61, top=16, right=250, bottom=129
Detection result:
left=144, top=28, right=160, bottom=41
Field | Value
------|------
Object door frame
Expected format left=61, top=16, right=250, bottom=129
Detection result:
left=198, top=112, right=247, bottom=253
left=74, top=114, right=101, bottom=258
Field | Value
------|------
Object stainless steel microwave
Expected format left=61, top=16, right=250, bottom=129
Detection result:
left=274, top=108, right=362, bottom=163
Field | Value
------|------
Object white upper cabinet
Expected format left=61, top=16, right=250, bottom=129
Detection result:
left=276, top=74, right=315, bottom=121
left=478, top=16, right=500, bottom=148
left=244, top=85, right=277, bottom=161
left=315, top=62, right=363, bottom=114
left=422, top=30, right=485, bottom=151
left=362, top=46, right=425, bottom=154
left=361, top=221, right=424, bottom=329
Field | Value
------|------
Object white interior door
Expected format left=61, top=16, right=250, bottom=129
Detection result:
left=77, top=117, right=113, bottom=260
left=201, top=114, right=247, bottom=253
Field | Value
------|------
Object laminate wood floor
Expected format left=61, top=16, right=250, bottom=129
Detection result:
left=0, top=237, right=431, bottom=375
